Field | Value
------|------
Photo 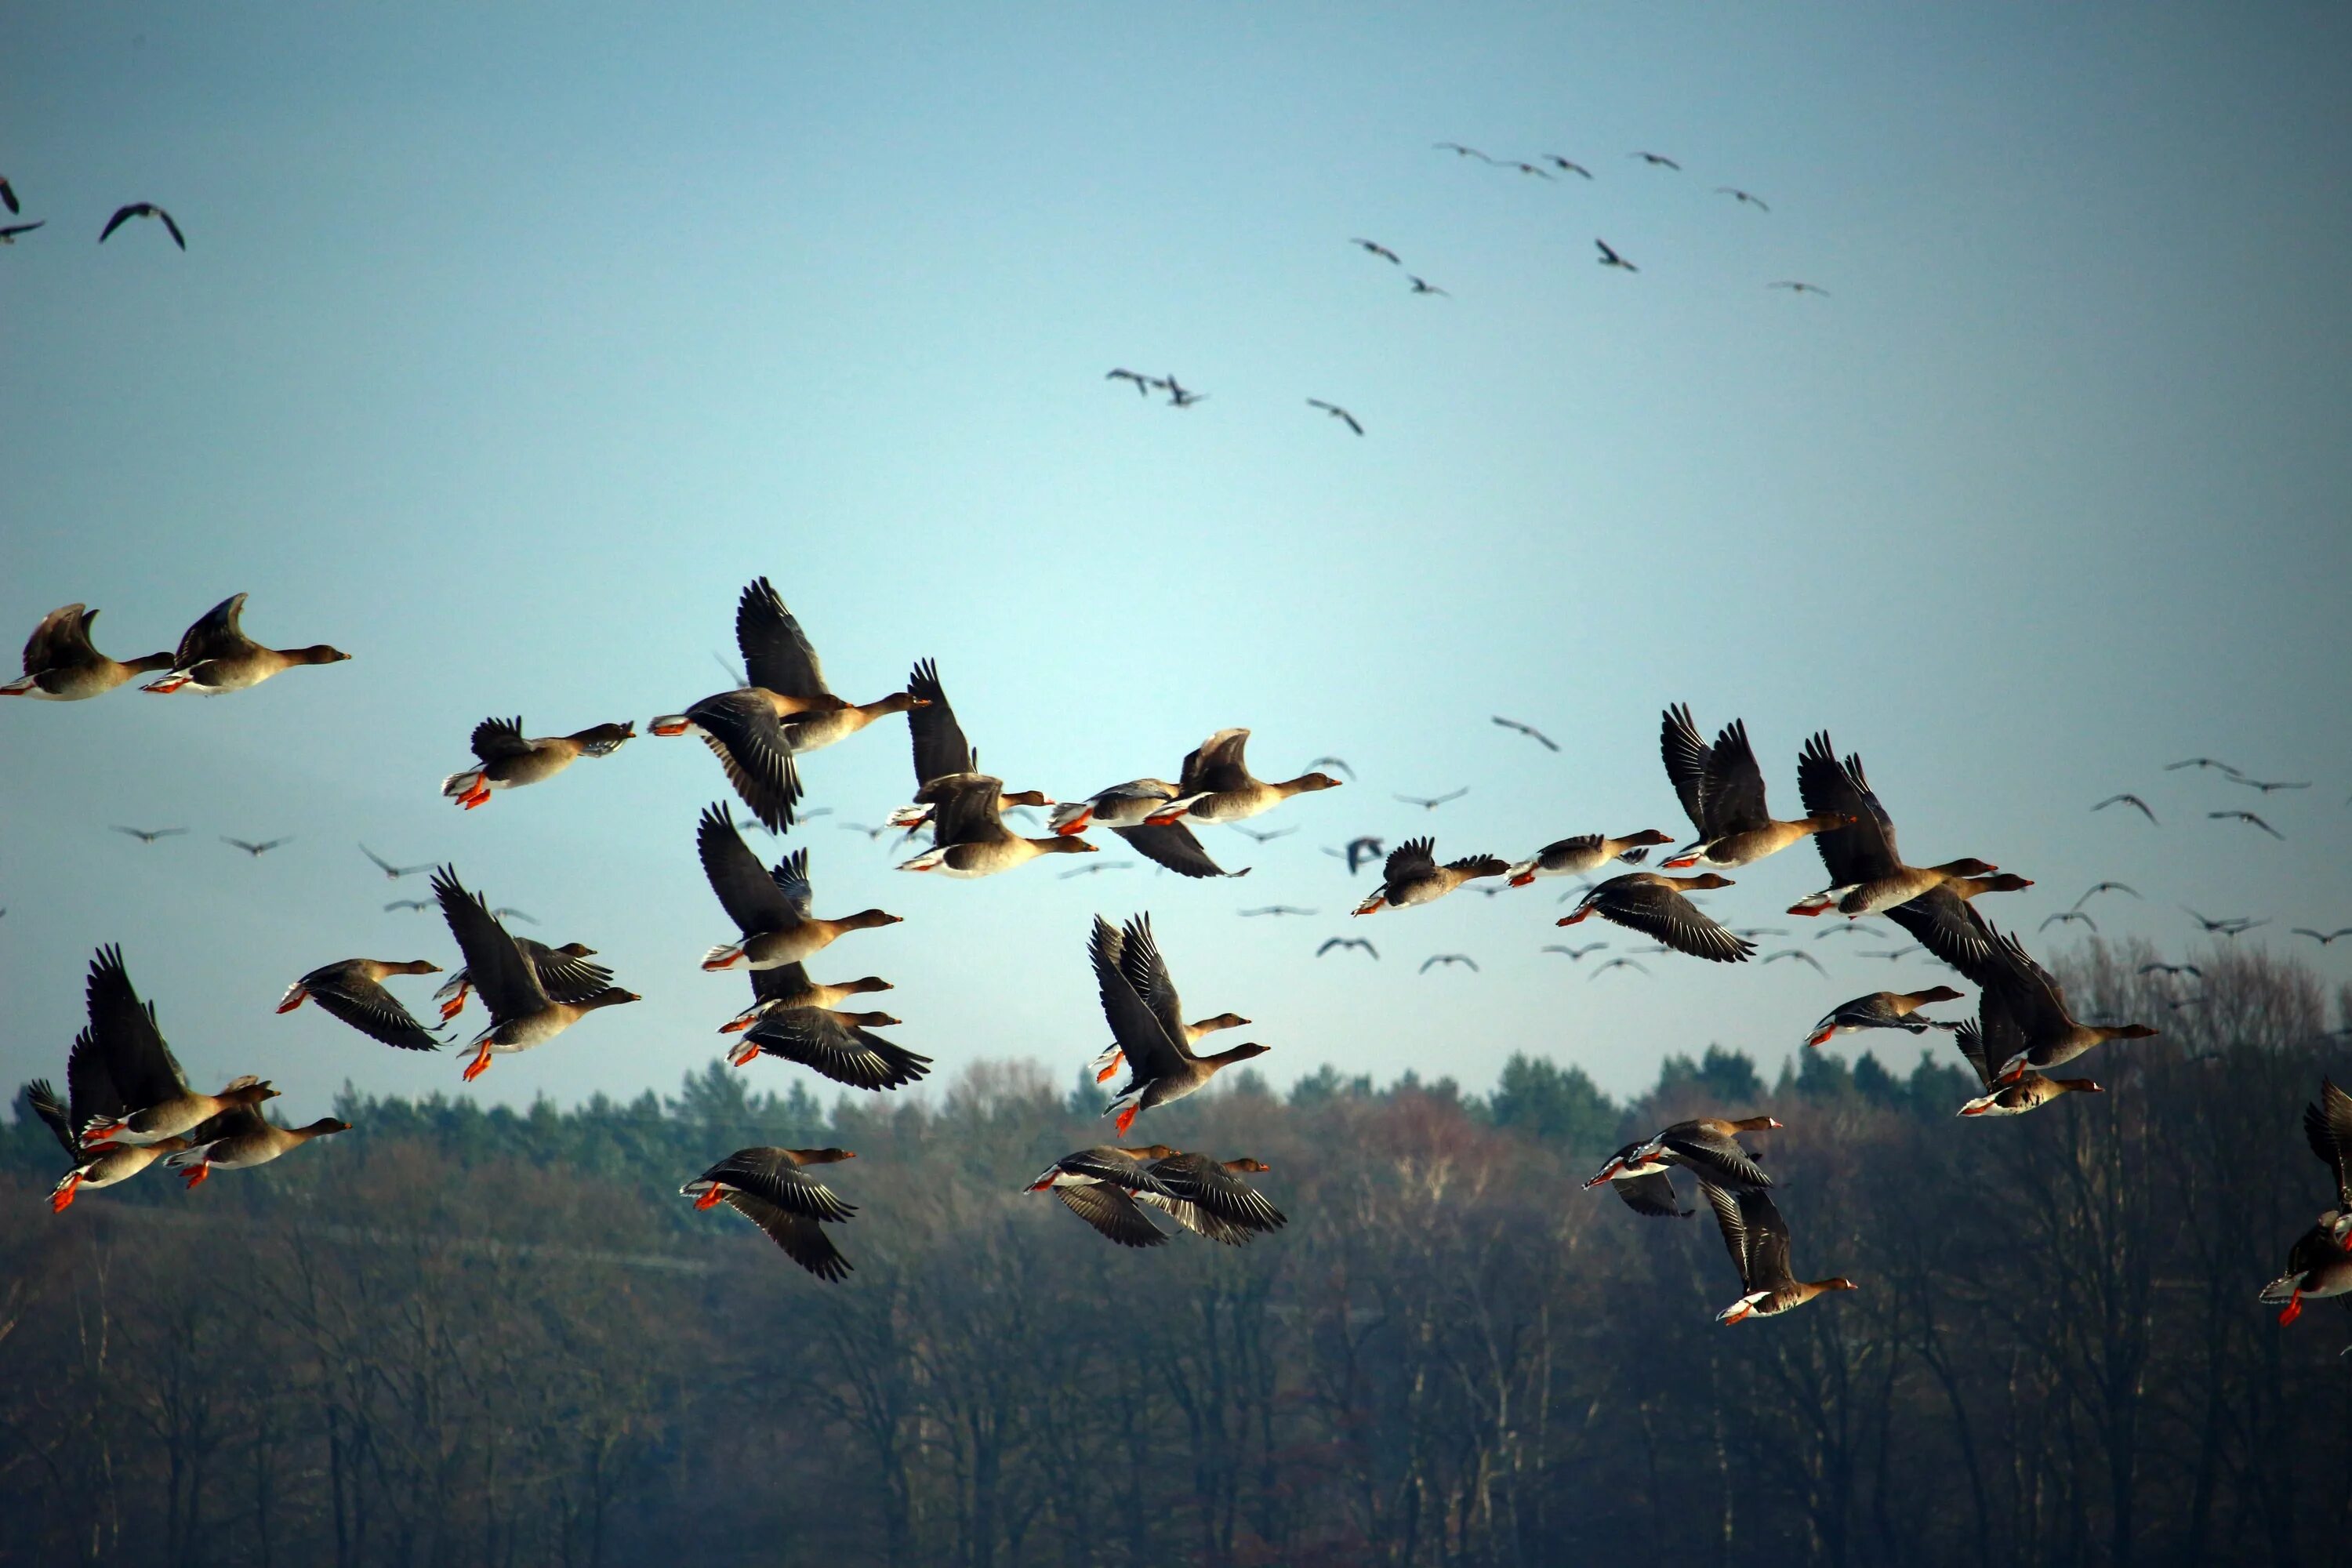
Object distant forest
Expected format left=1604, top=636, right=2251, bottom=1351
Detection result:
left=2, top=939, right=2347, bottom=1568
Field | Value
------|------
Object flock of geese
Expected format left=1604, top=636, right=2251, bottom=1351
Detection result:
left=9, top=574, right=2347, bottom=1321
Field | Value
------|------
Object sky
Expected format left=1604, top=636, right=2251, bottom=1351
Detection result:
left=4, top=2, right=2350, bottom=1125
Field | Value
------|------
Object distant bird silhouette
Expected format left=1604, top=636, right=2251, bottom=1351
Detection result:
left=1434, top=142, right=1494, bottom=162
left=0, top=220, right=43, bottom=245
left=2140, top=962, right=2202, bottom=979
left=2092, top=793, right=2158, bottom=824
left=837, top=822, right=898, bottom=840
left=490, top=907, right=538, bottom=924
left=1406, top=275, right=1449, bottom=296
left=1762, top=949, right=1828, bottom=975
left=1511, top=161, right=1555, bottom=180
left=1632, top=151, right=1681, bottom=170
left=1394, top=788, right=1469, bottom=811
left=2169, top=994, right=2212, bottom=1011
left=1307, top=399, right=1363, bottom=436
left=1317, top=937, right=1377, bottom=960
left=2292, top=927, right=2352, bottom=946
left=2230, top=776, right=2312, bottom=793
left=1860, top=947, right=1921, bottom=961
left=100, top=202, right=184, bottom=249
left=1229, top=824, right=1298, bottom=844
left=1731, top=927, right=1790, bottom=940
left=384, top=898, right=434, bottom=913
left=1491, top=716, right=1559, bottom=752
left=1166, top=378, right=1207, bottom=408
left=1306, top=756, right=1356, bottom=780
left=2041, top=911, right=2098, bottom=933
left=2184, top=907, right=2265, bottom=935
left=1767, top=281, right=1829, bottom=296
left=1813, top=922, right=1888, bottom=941
left=111, top=826, right=187, bottom=844
left=2210, top=810, right=2285, bottom=840
left=222, top=837, right=292, bottom=858
left=2074, top=882, right=2140, bottom=909
left=1592, top=957, right=1651, bottom=978
left=1327, top=836, right=1385, bottom=875
left=1239, top=906, right=1316, bottom=918
left=1058, top=861, right=1136, bottom=880
left=1420, top=953, right=1479, bottom=975
left=1595, top=238, right=1637, bottom=271
left=1105, top=368, right=1155, bottom=397
left=1543, top=154, right=1593, bottom=178
left=0, top=176, right=16, bottom=214
left=2165, top=757, right=2241, bottom=776
left=1544, top=943, right=1608, bottom=961
left=1715, top=187, right=1769, bottom=211
left=1350, top=238, right=1403, bottom=265
left=361, top=844, right=431, bottom=880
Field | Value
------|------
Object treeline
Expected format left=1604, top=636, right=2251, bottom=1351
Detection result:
left=2, top=940, right=2347, bottom=1567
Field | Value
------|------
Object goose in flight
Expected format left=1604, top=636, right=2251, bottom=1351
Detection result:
left=1105, top=368, right=1156, bottom=396
left=2074, top=882, right=2140, bottom=908
left=441, top=716, right=634, bottom=809
left=431, top=866, right=637, bottom=1081
left=0, top=221, right=45, bottom=244
left=2041, top=911, right=2097, bottom=934
left=1419, top=953, right=1479, bottom=975
left=1142, top=728, right=1344, bottom=827
left=1354, top=838, right=1508, bottom=914
left=275, top=959, right=445, bottom=1052
left=1762, top=948, right=1826, bottom=975
left=2092, top=793, right=2158, bottom=824
left=1433, top=142, right=1495, bottom=162
left=1543, top=942, right=1607, bottom=961
left=1768, top=281, right=1829, bottom=296
left=1952, top=1018, right=2103, bottom=1119
left=112, top=826, right=187, bottom=844
left=1350, top=238, right=1403, bottom=264
left=1164, top=375, right=1207, bottom=407
left=1715, top=187, right=1769, bottom=211
left=1560, top=873, right=1752, bottom=963
left=1703, top=1187, right=1857, bottom=1323
left=2183, top=907, right=2267, bottom=936
left=1790, top=731, right=2005, bottom=917
left=1507, top=830, right=1671, bottom=887
left=143, top=593, right=350, bottom=695
left=1305, top=756, right=1356, bottom=780
left=1406, top=275, right=1449, bottom=296
left=1591, top=956, right=1651, bottom=978
left=361, top=844, right=432, bottom=880
left=2292, top=927, right=2352, bottom=946
left=1543, top=154, right=1593, bottom=178
left=100, top=202, right=184, bottom=249
left=1491, top=715, right=1558, bottom=751
left=1660, top=705, right=1846, bottom=869
left=384, top=898, right=433, bottom=913
left=1806, top=986, right=1965, bottom=1048
left=1307, top=399, right=1363, bottom=436
left=1595, top=238, right=1637, bottom=271
left=3, top=604, right=175, bottom=700
left=1238, top=906, right=1316, bottom=918
left=1512, top=161, right=1555, bottom=180
left=684, top=1147, right=859, bottom=1281
left=1093, top=915, right=1269, bottom=1135
left=2210, top=810, right=2284, bottom=840
left=2165, top=757, right=2241, bottom=776
left=1394, top=786, right=1468, bottom=811
left=1632, top=151, right=1681, bottom=170
left=2231, top=776, right=2312, bottom=793
left=222, top=837, right=292, bottom=858
left=1316, top=937, right=1377, bottom=960
left=1229, top=824, right=1297, bottom=844
left=1327, top=835, right=1385, bottom=874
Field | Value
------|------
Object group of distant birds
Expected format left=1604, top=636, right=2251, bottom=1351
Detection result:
left=1098, top=139, right=1828, bottom=440
left=0, top=172, right=185, bottom=250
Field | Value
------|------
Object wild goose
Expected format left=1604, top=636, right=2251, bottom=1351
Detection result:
left=1947, top=921, right=2156, bottom=1082
left=1806, top=987, right=1966, bottom=1049
left=1659, top=706, right=1847, bottom=869
left=434, top=940, right=612, bottom=1022
left=1141, top=728, right=1343, bottom=827
left=699, top=804, right=902, bottom=969
left=431, top=866, right=638, bottom=1081
left=166, top=1105, right=350, bottom=1187
left=1951, top=1019, right=2101, bottom=1118
left=896, top=774, right=1097, bottom=877
left=1134, top=1154, right=1286, bottom=1245
left=276, top=958, right=445, bottom=1051
left=1087, top=911, right=1249, bottom=1083
left=1028, top=1145, right=1183, bottom=1248
left=74, top=947, right=280, bottom=1148
left=2, top=604, right=172, bottom=699
left=731, top=1003, right=931, bottom=1090
left=1353, top=838, right=1509, bottom=914
left=652, top=577, right=921, bottom=759
left=1557, top=873, right=1753, bottom=963
left=141, top=593, right=350, bottom=695
left=1702, top=1185, right=1857, bottom=1323
left=1094, top=915, right=1269, bottom=1136
left=1584, top=1116, right=1780, bottom=1218
left=2260, top=1079, right=2352, bottom=1324
left=684, top=1147, right=858, bottom=1281
left=1791, top=733, right=2005, bottom=917
left=886, top=658, right=1053, bottom=834
left=1505, top=829, right=1672, bottom=887
left=441, top=716, right=634, bottom=808
left=23, top=1070, right=191, bottom=1212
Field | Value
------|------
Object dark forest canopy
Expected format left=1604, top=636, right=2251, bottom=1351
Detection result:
left=3, top=940, right=2348, bottom=1567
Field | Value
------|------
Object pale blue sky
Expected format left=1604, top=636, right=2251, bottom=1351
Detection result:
left=5, top=2, right=2349, bottom=1119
